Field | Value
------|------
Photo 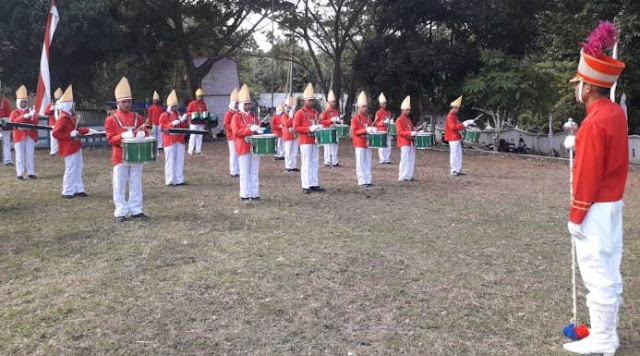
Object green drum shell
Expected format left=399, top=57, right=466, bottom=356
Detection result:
left=335, top=124, right=350, bottom=138
left=315, top=128, right=338, bottom=145
left=250, top=134, right=277, bottom=155
left=464, top=130, right=480, bottom=143
left=414, top=133, right=435, bottom=149
left=122, top=137, right=157, bottom=164
left=367, top=132, right=388, bottom=148
left=191, top=112, right=202, bottom=120
left=388, top=122, right=397, bottom=136
left=202, top=112, right=211, bottom=120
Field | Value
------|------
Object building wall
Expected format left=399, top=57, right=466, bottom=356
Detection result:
left=196, top=57, right=240, bottom=134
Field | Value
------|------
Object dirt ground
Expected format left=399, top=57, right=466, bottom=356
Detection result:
left=0, top=139, right=638, bottom=356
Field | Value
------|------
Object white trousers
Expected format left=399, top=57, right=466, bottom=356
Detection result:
left=300, top=144, right=319, bottom=189
left=355, top=147, right=373, bottom=185
left=15, top=137, right=35, bottom=177
left=49, top=131, right=58, bottom=155
left=62, top=150, right=85, bottom=195
left=112, top=163, right=144, bottom=217
left=399, top=145, right=416, bottom=181
left=188, top=124, right=205, bottom=154
left=378, top=135, right=392, bottom=163
left=227, top=140, right=239, bottom=175
left=275, top=137, right=285, bottom=158
left=576, top=201, right=624, bottom=307
left=284, top=139, right=299, bottom=169
left=163, top=143, right=185, bottom=185
left=323, top=143, right=339, bottom=165
left=2, top=129, right=12, bottom=164
left=449, top=140, right=463, bottom=173
left=238, top=154, right=260, bottom=198
left=152, top=125, right=164, bottom=149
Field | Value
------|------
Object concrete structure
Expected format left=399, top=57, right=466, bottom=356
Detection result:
left=196, top=57, right=240, bottom=134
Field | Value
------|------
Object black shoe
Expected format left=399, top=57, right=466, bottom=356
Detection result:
left=17, top=176, right=24, bottom=180
left=5, top=162, right=13, bottom=166
left=241, top=197, right=251, bottom=202
left=302, top=188, right=311, bottom=194
left=176, top=182, right=187, bottom=186
left=28, top=175, right=37, bottom=179
left=231, top=174, right=239, bottom=178
left=62, top=194, right=74, bottom=199
left=115, top=216, right=127, bottom=222
left=457, top=172, right=466, bottom=176
left=284, top=169, right=292, bottom=173
left=310, top=186, right=326, bottom=192
left=277, top=157, right=285, bottom=160
left=363, top=183, right=374, bottom=188
left=74, top=192, right=88, bottom=197
left=292, top=168, right=300, bottom=172
left=130, top=213, right=148, bottom=220
left=251, top=197, right=261, bottom=201
left=332, top=163, right=340, bottom=167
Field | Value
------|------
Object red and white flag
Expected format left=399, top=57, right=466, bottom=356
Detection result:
left=35, top=0, right=59, bottom=116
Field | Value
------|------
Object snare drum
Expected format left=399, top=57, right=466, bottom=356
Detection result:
left=388, top=122, right=396, bottom=136
left=464, top=130, right=480, bottom=143
left=335, top=124, right=350, bottom=138
left=191, top=112, right=202, bottom=121
left=250, top=134, right=277, bottom=155
left=315, top=128, right=338, bottom=145
left=414, top=133, right=435, bottom=149
left=122, top=137, right=157, bottom=164
left=367, top=132, right=388, bottom=148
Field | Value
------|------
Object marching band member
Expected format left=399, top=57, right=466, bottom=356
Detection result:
left=224, top=88, right=240, bottom=177
left=45, top=87, right=62, bottom=155
left=444, top=96, right=474, bottom=176
left=320, top=89, right=341, bottom=167
left=294, top=83, right=325, bottom=194
left=52, top=85, right=94, bottom=198
left=232, top=84, right=262, bottom=201
left=159, top=90, right=188, bottom=186
left=10, top=85, right=38, bottom=180
left=374, top=92, right=392, bottom=164
left=148, top=91, right=164, bottom=150
left=271, top=103, right=285, bottom=160
left=562, top=22, right=627, bottom=356
left=351, top=91, right=374, bottom=187
left=396, top=96, right=417, bottom=182
left=0, top=93, right=12, bottom=166
left=282, top=96, right=299, bottom=172
left=187, top=88, right=207, bottom=155
left=105, top=77, right=149, bottom=222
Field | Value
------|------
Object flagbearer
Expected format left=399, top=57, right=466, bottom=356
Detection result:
left=562, top=21, right=627, bottom=356
left=105, top=77, right=149, bottom=222
left=396, top=96, right=417, bottom=182
left=294, top=83, right=325, bottom=194
left=351, top=91, right=374, bottom=187
left=271, top=104, right=285, bottom=160
left=374, top=93, right=392, bottom=164
left=11, top=85, right=38, bottom=180
left=232, top=84, right=263, bottom=201
left=159, top=90, right=188, bottom=186
left=52, top=85, right=95, bottom=198
left=45, top=87, right=62, bottom=155
left=0, top=92, right=12, bottom=166
left=320, top=89, right=341, bottom=167
left=445, top=96, right=474, bottom=176
left=282, top=97, right=299, bottom=172
left=148, top=91, right=164, bottom=150
left=187, top=88, right=207, bottom=155
left=224, top=88, right=240, bottom=177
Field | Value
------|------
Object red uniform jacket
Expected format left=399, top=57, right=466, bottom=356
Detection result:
left=159, top=111, right=187, bottom=146
left=147, top=104, right=164, bottom=126
left=45, top=102, right=56, bottom=126
left=444, top=111, right=464, bottom=142
left=570, top=98, right=629, bottom=224
left=105, top=110, right=147, bottom=165
left=320, top=108, right=340, bottom=128
left=395, top=114, right=414, bottom=147
left=351, top=112, right=372, bottom=148
left=187, top=100, right=208, bottom=124
left=10, top=109, right=39, bottom=142
left=293, top=106, right=318, bottom=145
left=281, top=112, right=295, bottom=141
left=224, top=109, right=236, bottom=140
left=374, top=108, right=392, bottom=131
left=231, top=111, right=259, bottom=156
left=52, top=112, right=89, bottom=157
left=271, top=113, right=283, bottom=137
left=0, top=99, right=11, bottom=119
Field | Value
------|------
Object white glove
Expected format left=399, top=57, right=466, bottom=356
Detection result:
left=121, top=131, right=134, bottom=139
left=180, top=114, right=188, bottom=123
left=250, top=125, right=260, bottom=133
left=564, top=136, right=576, bottom=150
left=309, top=125, right=317, bottom=133
left=567, top=222, right=586, bottom=239
left=70, top=130, right=79, bottom=138
left=331, top=117, right=340, bottom=123
left=384, top=119, right=390, bottom=124
left=136, top=130, right=146, bottom=138
left=88, top=128, right=98, bottom=135
left=23, top=109, right=34, bottom=119
left=171, top=119, right=180, bottom=126
left=462, top=120, right=471, bottom=128
left=410, top=131, right=417, bottom=137
left=288, top=127, right=294, bottom=133
left=257, top=127, right=265, bottom=134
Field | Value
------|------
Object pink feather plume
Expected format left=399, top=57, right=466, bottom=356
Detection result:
left=581, top=21, right=618, bottom=58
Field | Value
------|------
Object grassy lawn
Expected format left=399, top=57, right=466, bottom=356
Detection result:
left=1, top=139, right=638, bottom=355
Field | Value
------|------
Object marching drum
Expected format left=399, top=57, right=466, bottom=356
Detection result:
left=388, top=121, right=397, bottom=136
left=315, top=128, right=338, bottom=145
left=367, top=131, right=388, bottom=148
left=122, top=137, right=157, bottom=164
left=250, top=134, right=277, bottom=155
left=191, top=112, right=202, bottom=121
left=414, top=132, right=435, bottom=149
left=463, top=129, right=480, bottom=143
left=335, top=124, right=350, bottom=138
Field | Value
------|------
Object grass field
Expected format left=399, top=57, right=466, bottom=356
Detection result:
left=0, top=139, right=638, bottom=356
